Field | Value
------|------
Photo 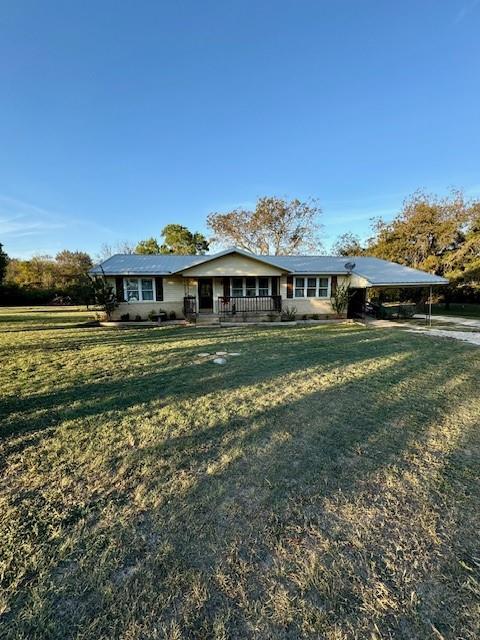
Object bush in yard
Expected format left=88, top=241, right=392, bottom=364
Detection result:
left=135, top=314, right=142, bottom=322
left=90, top=272, right=117, bottom=320
left=331, top=283, right=350, bottom=316
left=281, top=306, right=297, bottom=321
left=169, top=311, right=176, bottom=320
left=147, top=310, right=157, bottom=321
left=120, top=313, right=130, bottom=322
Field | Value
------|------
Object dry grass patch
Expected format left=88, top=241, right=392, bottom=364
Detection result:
left=0, top=309, right=479, bottom=639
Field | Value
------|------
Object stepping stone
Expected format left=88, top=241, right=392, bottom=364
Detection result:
left=198, top=353, right=211, bottom=357
left=229, top=352, right=241, bottom=356
left=213, top=358, right=227, bottom=365
left=215, top=351, right=228, bottom=356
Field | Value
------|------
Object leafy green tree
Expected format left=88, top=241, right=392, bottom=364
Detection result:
left=366, top=190, right=468, bottom=276
left=134, top=226, right=208, bottom=255
left=159, top=224, right=209, bottom=255
left=0, top=242, right=8, bottom=283
left=4, top=250, right=93, bottom=303
left=363, top=189, right=480, bottom=303
left=207, top=196, right=322, bottom=255
left=55, top=250, right=92, bottom=287
left=443, top=203, right=480, bottom=286
left=135, top=237, right=162, bottom=254
left=5, top=255, right=57, bottom=288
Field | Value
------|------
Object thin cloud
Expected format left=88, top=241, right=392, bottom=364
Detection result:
left=0, top=194, right=115, bottom=239
left=0, top=219, right=66, bottom=237
left=455, top=0, right=480, bottom=23
left=0, top=199, right=68, bottom=238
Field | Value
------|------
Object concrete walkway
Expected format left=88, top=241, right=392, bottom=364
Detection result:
left=407, top=328, right=480, bottom=346
left=367, top=315, right=480, bottom=346
left=414, top=314, right=480, bottom=329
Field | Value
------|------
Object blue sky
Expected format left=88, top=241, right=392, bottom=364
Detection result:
left=1, top=0, right=479, bottom=258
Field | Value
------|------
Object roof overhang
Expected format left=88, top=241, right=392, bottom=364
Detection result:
left=362, top=280, right=449, bottom=288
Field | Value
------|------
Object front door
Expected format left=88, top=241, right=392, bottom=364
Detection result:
left=198, top=278, right=213, bottom=311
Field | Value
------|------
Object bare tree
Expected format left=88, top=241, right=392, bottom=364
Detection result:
left=207, top=196, right=323, bottom=255
left=96, top=240, right=135, bottom=262
left=332, top=232, right=365, bottom=256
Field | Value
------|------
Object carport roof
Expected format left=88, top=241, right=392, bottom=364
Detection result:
left=345, top=257, right=449, bottom=287
left=89, top=248, right=448, bottom=286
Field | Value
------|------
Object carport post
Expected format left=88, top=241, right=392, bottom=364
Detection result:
left=428, top=286, right=432, bottom=327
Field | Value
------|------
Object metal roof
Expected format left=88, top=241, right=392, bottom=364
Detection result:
left=89, top=253, right=210, bottom=275
left=347, top=257, right=449, bottom=286
left=90, top=249, right=448, bottom=286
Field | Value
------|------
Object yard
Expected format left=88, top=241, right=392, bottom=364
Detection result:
left=0, top=306, right=99, bottom=331
left=432, top=302, right=480, bottom=319
left=0, top=308, right=479, bottom=639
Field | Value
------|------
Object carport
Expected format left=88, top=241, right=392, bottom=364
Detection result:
left=343, top=258, right=449, bottom=325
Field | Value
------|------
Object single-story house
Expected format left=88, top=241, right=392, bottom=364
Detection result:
left=89, top=247, right=448, bottom=320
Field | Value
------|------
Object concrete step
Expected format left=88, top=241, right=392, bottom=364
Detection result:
left=196, top=314, right=221, bottom=325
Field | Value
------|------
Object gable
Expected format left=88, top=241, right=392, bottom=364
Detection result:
left=178, top=252, right=286, bottom=276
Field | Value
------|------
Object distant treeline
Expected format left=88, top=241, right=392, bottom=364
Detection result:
left=0, top=249, right=94, bottom=306
left=1, top=190, right=479, bottom=306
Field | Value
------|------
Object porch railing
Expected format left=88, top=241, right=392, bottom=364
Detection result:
left=183, top=296, right=197, bottom=318
left=218, top=295, right=282, bottom=316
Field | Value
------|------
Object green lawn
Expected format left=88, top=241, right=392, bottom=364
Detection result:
left=0, top=306, right=99, bottom=331
left=1, top=308, right=479, bottom=639
left=432, top=302, right=480, bottom=319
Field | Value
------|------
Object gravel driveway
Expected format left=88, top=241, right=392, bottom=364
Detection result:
left=408, top=327, right=480, bottom=346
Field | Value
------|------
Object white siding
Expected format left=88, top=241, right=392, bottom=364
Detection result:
left=179, top=253, right=285, bottom=277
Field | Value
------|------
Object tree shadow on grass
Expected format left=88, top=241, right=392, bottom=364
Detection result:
left=399, top=411, right=480, bottom=639
left=5, top=339, right=478, bottom=639
left=1, top=328, right=413, bottom=441
left=122, top=355, right=478, bottom=639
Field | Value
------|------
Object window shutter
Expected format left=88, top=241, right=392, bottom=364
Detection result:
left=223, top=277, right=230, bottom=298
left=115, top=276, right=125, bottom=302
left=155, top=277, right=164, bottom=301
left=271, top=277, right=279, bottom=296
left=331, top=275, right=337, bottom=296
left=286, top=275, right=293, bottom=298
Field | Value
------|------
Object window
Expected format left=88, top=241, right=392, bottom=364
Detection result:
left=229, top=277, right=271, bottom=297
left=307, top=277, right=317, bottom=297
left=124, top=278, right=155, bottom=302
left=295, top=277, right=305, bottom=297
left=318, top=277, right=329, bottom=297
left=294, top=276, right=330, bottom=298
left=141, top=279, right=154, bottom=301
left=232, top=277, right=243, bottom=297
left=125, top=278, right=140, bottom=302
left=258, top=277, right=269, bottom=297
left=245, top=277, right=256, bottom=297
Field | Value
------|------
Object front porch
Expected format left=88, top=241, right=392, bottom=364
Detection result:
left=183, top=275, right=282, bottom=318
left=183, top=293, right=282, bottom=318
